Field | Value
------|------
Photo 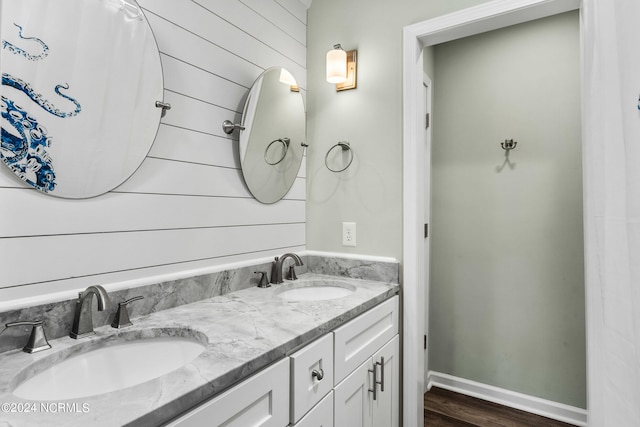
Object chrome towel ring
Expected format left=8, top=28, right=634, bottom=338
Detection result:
left=325, top=141, right=353, bottom=173
left=264, top=137, right=290, bottom=165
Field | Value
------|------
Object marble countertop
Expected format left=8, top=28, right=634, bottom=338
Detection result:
left=0, top=273, right=399, bottom=427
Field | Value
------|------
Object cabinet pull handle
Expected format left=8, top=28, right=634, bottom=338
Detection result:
left=368, top=365, right=378, bottom=400
left=312, top=369, right=324, bottom=381
left=376, top=357, right=385, bottom=392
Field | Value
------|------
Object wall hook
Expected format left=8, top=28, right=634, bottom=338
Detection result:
left=501, top=139, right=517, bottom=150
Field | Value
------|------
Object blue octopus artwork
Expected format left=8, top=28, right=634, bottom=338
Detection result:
left=1, top=23, right=82, bottom=193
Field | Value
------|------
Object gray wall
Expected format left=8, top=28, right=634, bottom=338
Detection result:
left=306, top=0, right=490, bottom=260
left=428, top=11, right=586, bottom=408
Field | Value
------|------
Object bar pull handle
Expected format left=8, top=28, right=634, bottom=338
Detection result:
left=368, top=363, right=378, bottom=400
left=375, top=357, right=385, bottom=392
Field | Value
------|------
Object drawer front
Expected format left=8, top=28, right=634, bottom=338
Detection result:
left=290, top=333, right=334, bottom=423
left=333, top=296, right=398, bottom=384
left=293, top=390, right=334, bottom=427
left=167, top=358, right=290, bottom=427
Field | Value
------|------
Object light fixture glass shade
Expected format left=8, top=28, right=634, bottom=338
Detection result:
left=326, top=48, right=347, bottom=84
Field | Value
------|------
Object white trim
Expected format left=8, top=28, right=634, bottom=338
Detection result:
left=427, top=371, right=588, bottom=427
left=303, top=250, right=398, bottom=264
left=401, top=1, right=583, bottom=426
left=407, top=0, right=580, bottom=47
left=402, top=22, right=426, bottom=427
left=422, top=72, right=432, bottom=394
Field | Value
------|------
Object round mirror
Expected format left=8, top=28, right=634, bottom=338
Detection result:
left=0, top=0, right=164, bottom=198
left=239, top=67, right=305, bottom=204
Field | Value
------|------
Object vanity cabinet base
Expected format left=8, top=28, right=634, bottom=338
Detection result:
left=167, top=295, right=399, bottom=427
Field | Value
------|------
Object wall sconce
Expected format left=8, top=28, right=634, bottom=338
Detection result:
left=326, top=44, right=357, bottom=91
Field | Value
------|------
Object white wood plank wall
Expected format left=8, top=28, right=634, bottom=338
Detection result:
left=0, top=0, right=308, bottom=304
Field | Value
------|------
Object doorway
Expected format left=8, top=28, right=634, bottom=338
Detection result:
left=401, top=1, right=583, bottom=426
left=427, top=8, right=585, bottom=413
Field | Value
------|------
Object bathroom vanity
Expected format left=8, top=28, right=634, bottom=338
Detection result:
left=168, top=294, right=399, bottom=427
left=0, top=273, right=399, bottom=427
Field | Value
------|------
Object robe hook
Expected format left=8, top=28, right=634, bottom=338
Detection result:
left=501, top=139, right=517, bottom=150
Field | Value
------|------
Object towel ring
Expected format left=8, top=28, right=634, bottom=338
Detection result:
left=325, top=141, right=353, bottom=173
left=264, top=137, right=290, bottom=165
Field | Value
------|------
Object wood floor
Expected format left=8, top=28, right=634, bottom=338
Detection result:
left=424, top=387, right=576, bottom=427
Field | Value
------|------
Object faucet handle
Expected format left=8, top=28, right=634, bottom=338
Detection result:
left=286, top=265, right=298, bottom=281
left=111, top=296, right=144, bottom=329
left=255, top=271, right=270, bottom=288
left=5, top=320, right=52, bottom=353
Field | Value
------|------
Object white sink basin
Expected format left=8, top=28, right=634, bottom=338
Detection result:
left=13, top=336, right=205, bottom=400
left=277, top=280, right=355, bottom=301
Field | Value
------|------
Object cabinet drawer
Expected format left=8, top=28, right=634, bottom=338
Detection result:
left=333, top=296, right=398, bottom=384
left=290, top=333, right=334, bottom=423
left=167, top=358, right=290, bottom=427
left=292, top=390, right=334, bottom=427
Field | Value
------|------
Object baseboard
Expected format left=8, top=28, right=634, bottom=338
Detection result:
left=427, top=371, right=587, bottom=426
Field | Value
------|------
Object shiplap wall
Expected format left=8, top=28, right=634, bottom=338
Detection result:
left=0, top=0, right=307, bottom=304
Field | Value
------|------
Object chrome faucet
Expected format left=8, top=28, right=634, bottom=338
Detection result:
left=70, top=285, right=111, bottom=339
left=270, top=253, right=304, bottom=284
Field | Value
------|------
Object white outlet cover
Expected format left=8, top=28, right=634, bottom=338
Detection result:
left=342, top=222, right=356, bottom=247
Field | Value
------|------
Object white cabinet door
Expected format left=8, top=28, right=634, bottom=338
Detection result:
left=371, top=335, right=399, bottom=427
left=333, top=296, right=398, bottom=384
left=334, top=335, right=399, bottom=427
left=167, top=358, right=290, bottom=427
left=333, top=359, right=372, bottom=427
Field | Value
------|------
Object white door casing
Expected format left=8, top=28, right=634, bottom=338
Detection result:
left=422, top=75, right=432, bottom=393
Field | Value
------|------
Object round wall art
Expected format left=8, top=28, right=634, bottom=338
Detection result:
left=0, top=0, right=164, bottom=198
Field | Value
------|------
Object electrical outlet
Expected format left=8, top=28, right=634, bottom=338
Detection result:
left=342, top=222, right=356, bottom=247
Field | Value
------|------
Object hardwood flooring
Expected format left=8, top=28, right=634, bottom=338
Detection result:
left=424, top=387, right=577, bottom=427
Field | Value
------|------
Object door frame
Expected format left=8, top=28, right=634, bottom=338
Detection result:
left=401, top=1, right=581, bottom=425
left=422, top=73, right=432, bottom=393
